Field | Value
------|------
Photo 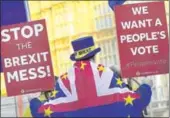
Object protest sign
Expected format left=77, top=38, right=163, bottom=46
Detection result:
left=114, top=2, right=169, bottom=78
left=1, top=19, right=55, bottom=96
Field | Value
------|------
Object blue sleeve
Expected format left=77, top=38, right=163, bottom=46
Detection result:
left=135, top=84, right=152, bottom=110
left=30, top=98, right=44, bottom=117
left=110, top=72, right=152, bottom=110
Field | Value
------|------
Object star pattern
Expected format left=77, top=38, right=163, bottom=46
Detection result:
left=97, top=65, right=105, bottom=72
left=44, top=106, right=53, bottom=117
left=50, top=90, right=58, bottom=98
left=80, top=61, right=87, bottom=70
left=124, top=95, right=136, bottom=106
left=116, top=78, right=123, bottom=87
left=61, top=73, right=68, bottom=80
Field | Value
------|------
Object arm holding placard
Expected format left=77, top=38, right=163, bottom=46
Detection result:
left=109, top=65, right=151, bottom=116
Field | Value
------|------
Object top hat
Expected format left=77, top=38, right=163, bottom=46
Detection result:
left=70, top=36, right=101, bottom=61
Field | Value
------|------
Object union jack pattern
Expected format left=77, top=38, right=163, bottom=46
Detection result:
left=30, top=61, right=152, bottom=117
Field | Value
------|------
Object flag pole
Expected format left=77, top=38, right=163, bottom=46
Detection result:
left=24, top=1, right=31, bottom=21
left=17, top=1, right=31, bottom=117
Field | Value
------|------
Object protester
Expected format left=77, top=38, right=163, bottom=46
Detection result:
left=30, top=36, right=152, bottom=117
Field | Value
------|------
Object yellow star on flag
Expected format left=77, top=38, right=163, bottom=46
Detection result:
left=124, top=95, right=136, bottom=106
left=80, top=61, right=87, bottom=70
left=44, top=106, right=53, bottom=117
left=61, top=73, right=68, bottom=80
left=98, top=65, right=105, bottom=72
left=116, top=78, right=123, bottom=87
left=51, top=90, right=58, bottom=98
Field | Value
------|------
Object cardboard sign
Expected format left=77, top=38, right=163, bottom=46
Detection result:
left=1, top=19, right=55, bottom=96
left=114, top=2, right=169, bottom=78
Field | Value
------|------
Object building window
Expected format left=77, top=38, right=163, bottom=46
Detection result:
left=70, top=24, right=74, bottom=35
left=95, top=18, right=99, bottom=30
left=94, top=3, right=113, bottom=30
left=97, top=38, right=116, bottom=66
left=108, top=16, right=113, bottom=27
left=152, top=87, right=157, bottom=101
left=113, top=55, right=117, bottom=65
left=107, top=5, right=112, bottom=13
left=56, top=47, right=71, bottom=74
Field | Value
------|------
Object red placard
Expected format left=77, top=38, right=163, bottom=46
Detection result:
left=114, top=2, right=169, bottom=78
left=1, top=19, right=55, bottom=96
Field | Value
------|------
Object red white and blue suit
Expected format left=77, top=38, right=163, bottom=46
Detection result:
left=30, top=60, right=152, bottom=117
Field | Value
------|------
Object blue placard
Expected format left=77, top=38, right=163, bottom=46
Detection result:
left=1, top=1, right=29, bottom=26
left=1, top=1, right=29, bottom=72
